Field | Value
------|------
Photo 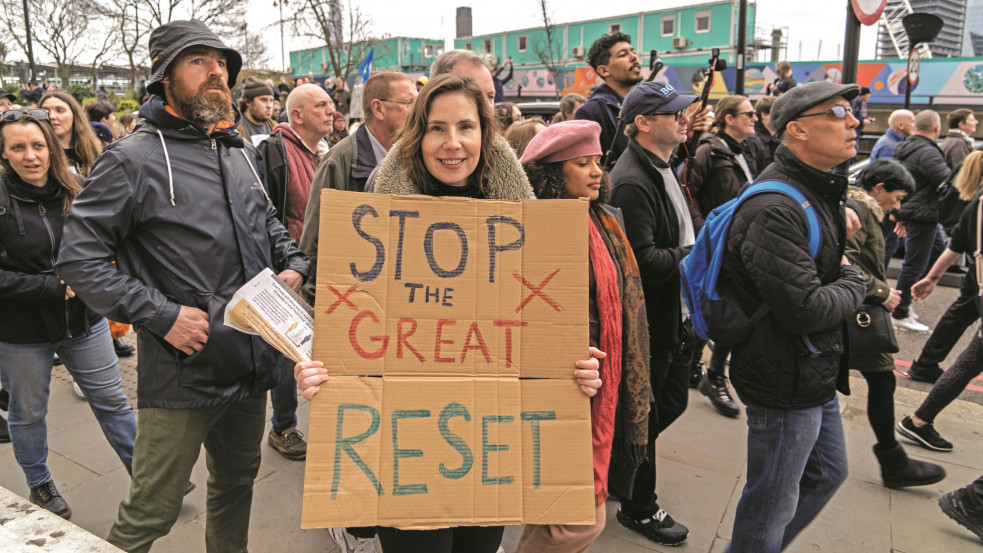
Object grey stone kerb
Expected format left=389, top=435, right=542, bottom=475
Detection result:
left=0, top=486, right=124, bottom=552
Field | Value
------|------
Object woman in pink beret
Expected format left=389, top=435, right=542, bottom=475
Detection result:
left=516, top=120, right=652, bottom=552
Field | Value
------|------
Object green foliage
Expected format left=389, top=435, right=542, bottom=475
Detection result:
left=116, top=100, right=139, bottom=113
left=68, top=84, right=95, bottom=103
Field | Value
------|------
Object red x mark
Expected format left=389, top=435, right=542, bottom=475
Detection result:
left=514, top=269, right=564, bottom=313
left=325, top=284, right=359, bottom=315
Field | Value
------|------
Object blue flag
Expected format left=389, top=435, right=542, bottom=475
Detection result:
left=359, top=48, right=374, bottom=82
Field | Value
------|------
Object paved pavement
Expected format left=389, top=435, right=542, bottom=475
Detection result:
left=1, top=282, right=981, bottom=552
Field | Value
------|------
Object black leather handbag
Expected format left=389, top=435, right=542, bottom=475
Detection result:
left=848, top=303, right=899, bottom=354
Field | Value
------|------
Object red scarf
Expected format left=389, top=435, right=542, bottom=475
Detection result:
left=588, top=217, right=622, bottom=506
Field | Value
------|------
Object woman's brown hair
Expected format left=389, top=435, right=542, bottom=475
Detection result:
left=0, top=115, right=82, bottom=215
left=39, top=90, right=101, bottom=177
left=504, top=118, right=544, bottom=159
left=396, top=73, right=497, bottom=196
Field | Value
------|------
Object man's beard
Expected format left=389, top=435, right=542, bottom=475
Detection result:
left=167, top=77, right=235, bottom=126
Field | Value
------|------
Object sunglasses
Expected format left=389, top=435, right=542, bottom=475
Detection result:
left=1, top=108, right=49, bottom=123
left=734, top=110, right=757, bottom=118
left=796, top=105, right=849, bottom=121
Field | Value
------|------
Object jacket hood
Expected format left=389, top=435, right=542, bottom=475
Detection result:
left=847, top=185, right=884, bottom=223
left=374, top=133, right=536, bottom=200
left=892, top=134, right=937, bottom=161
left=139, top=94, right=243, bottom=144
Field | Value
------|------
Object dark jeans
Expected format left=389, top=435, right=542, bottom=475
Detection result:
left=913, top=270, right=980, bottom=371
left=270, top=357, right=298, bottom=433
left=619, top=333, right=691, bottom=518
left=894, top=222, right=946, bottom=319
left=729, top=397, right=848, bottom=553
left=376, top=525, right=504, bottom=553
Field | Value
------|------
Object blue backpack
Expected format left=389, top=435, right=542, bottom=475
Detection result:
left=679, top=180, right=821, bottom=345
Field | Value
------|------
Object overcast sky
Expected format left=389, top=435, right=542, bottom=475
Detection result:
left=248, top=0, right=880, bottom=72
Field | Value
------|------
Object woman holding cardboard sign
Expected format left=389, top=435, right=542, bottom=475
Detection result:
left=295, top=73, right=604, bottom=553
left=515, top=120, right=651, bottom=552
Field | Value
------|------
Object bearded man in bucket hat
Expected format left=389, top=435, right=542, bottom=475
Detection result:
left=720, top=81, right=867, bottom=552
left=56, top=20, right=309, bottom=553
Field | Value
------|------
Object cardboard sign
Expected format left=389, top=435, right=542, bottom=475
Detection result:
left=303, top=189, right=595, bottom=529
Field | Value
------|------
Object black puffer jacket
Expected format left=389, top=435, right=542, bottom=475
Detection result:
left=722, top=146, right=866, bottom=409
left=610, top=139, right=691, bottom=349
left=57, top=95, right=310, bottom=409
left=0, top=173, right=101, bottom=344
left=684, top=134, right=753, bottom=231
left=894, top=135, right=951, bottom=224
left=744, top=120, right=779, bottom=177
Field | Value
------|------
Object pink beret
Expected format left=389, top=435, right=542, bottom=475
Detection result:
left=520, top=120, right=603, bottom=164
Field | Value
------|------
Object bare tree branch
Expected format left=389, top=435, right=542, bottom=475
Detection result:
left=534, top=0, right=562, bottom=98
left=289, top=0, right=375, bottom=80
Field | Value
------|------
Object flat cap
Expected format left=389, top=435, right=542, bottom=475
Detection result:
left=621, top=81, right=697, bottom=122
left=520, top=120, right=602, bottom=164
left=771, top=81, right=860, bottom=136
left=146, top=19, right=242, bottom=96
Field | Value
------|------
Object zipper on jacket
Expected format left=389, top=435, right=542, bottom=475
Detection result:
left=211, top=138, right=217, bottom=151
left=39, top=203, right=73, bottom=339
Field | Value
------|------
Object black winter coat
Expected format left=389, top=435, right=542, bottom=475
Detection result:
left=609, top=139, right=691, bottom=349
left=722, top=146, right=866, bottom=409
left=57, top=95, right=310, bottom=409
left=0, top=173, right=101, bottom=344
left=684, top=134, right=752, bottom=231
left=744, top=120, right=779, bottom=177
left=575, top=83, right=626, bottom=169
left=894, top=135, right=951, bottom=225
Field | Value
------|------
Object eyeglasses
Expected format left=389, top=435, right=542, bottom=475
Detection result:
left=379, top=98, right=414, bottom=106
left=734, top=111, right=757, bottom=118
left=1, top=109, right=49, bottom=123
left=649, top=110, right=683, bottom=121
left=796, top=105, right=849, bottom=121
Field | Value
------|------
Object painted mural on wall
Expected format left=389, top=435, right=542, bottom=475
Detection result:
left=497, top=59, right=983, bottom=104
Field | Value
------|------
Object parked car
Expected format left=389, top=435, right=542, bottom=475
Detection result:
left=516, top=101, right=561, bottom=121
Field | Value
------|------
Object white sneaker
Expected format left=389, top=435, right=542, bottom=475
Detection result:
left=892, top=316, right=929, bottom=332
left=327, top=527, right=377, bottom=553
left=71, top=380, right=86, bottom=400
left=909, top=307, right=920, bottom=321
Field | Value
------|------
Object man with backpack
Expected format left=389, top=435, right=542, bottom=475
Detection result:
left=720, top=82, right=867, bottom=552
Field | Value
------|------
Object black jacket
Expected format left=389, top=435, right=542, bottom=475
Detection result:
left=894, top=135, right=951, bottom=224
left=684, top=134, right=752, bottom=231
left=609, top=139, right=691, bottom=349
left=722, top=146, right=866, bottom=409
left=744, top=120, right=779, bottom=177
left=0, top=173, right=102, bottom=344
left=575, top=83, right=626, bottom=169
left=256, top=130, right=289, bottom=225
left=57, top=95, right=310, bottom=409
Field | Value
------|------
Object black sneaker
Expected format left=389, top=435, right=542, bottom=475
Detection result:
left=269, top=427, right=307, bottom=460
left=0, top=415, right=9, bottom=444
left=939, top=488, right=983, bottom=542
left=698, top=372, right=740, bottom=418
left=30, top=480, right=71, bottom=519
left=907, top=363, right=944, bottom=383
left=897, top=416, right=953, bottom=452
left=616, top=506, right=688, bottom=546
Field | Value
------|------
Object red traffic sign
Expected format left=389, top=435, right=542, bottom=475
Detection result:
left=851, top=0, right=888, bottom=26
left=908, top=48, right=921, bottom=87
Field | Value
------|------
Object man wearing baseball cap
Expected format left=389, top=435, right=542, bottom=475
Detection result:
left=606, top=80, right=702, bottom=546
left=56, top=19, right=309, bottom=552
left=0, top=88, right=15, bottom=112
left=721, top=81, right=867, bottom=551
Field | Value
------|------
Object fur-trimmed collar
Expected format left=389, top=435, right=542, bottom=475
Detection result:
left=847, top=185, right=884, bottom=222
left=374, top=133, right=535, bottom=200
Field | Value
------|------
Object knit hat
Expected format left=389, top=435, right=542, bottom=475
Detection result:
left=520, top=120, right=602, bottom=164
left=417, top=76, right=429, bottom=86
left=90, top=121, right=114, bottom=143
left=241, top=76, right=275, bottom=100
left=146, top=19, right=242, bottom=96
left=771, top=81, right=860, bottom=137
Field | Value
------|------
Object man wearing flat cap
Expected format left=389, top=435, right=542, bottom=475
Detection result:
left=606, top=80, right=705, bottom=546
left=237, top=76, right=277, bottom=146
left=56, top=19, right=309, bottom=552
left=720, top=81, right=866, bottom=551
